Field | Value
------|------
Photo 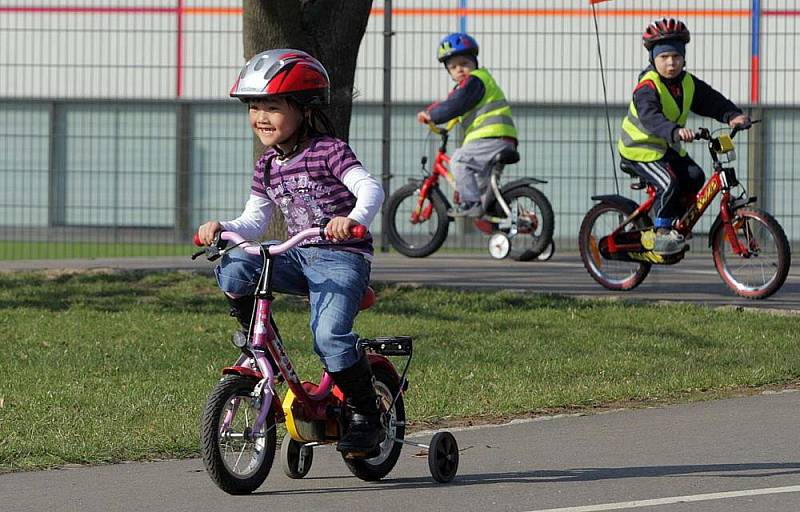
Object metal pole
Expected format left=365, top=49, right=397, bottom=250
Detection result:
left=176, top=102, right=192, bottom=242
left=747, top=0, right=765, bottom=205
left=379, top=0, right=393, bottom=252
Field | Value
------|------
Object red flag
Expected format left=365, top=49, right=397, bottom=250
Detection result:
left=589, top=0, right=612, bottom=3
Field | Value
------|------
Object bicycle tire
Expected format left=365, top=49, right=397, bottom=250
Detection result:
left=579, top=201, right=651, bottom=291
left=343, top=365, right=405, bottom=481
left=711, top=207, right=791, bottom=299
left=200, top=375, right=277, bottom=495
left=385, top=182, right=450, bottom=258
left=501, top=186, right=555, bottom=261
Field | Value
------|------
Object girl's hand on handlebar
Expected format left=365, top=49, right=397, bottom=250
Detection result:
left=197, top=220, right=223, bottom=246
left=676, top=127, right=695, bottom=142
left=416, top=111, right=432, bottom=125
left=325, top=217, right=362, bottom=242
left=729, top=114, right=752, bottom=129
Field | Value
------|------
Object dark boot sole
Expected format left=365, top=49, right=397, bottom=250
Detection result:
left=340, top=446, right=381, bottom=459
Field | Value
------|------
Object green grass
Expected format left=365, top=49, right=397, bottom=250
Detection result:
left=1, top=270, right=798, bottom=472
left=0, top=241, right=188, bottom=260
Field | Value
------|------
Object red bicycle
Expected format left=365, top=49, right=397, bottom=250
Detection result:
left=193, top=226, right=459, bottom=494
left=385, top=120, right=555, bottom=261
left=579, top=122, right=790, bottom=299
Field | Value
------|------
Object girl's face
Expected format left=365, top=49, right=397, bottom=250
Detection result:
left=654, top=52, right=685, bottom=79
left=248, top=97, right=304, bottom=148
left=445, top=55, right=476, bottom=82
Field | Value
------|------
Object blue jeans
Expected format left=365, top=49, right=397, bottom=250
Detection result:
left=215, top=245, right=371, bottom=372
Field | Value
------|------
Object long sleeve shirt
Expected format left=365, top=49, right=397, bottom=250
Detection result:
left=632, top=67, right=743, bottom=143
left=426, top=75, right=486, bottom=125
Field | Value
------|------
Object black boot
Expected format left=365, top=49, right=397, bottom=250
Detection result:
left=329, top=356, right=385, bottom=457
left=225, top=295, right=279, bottom=375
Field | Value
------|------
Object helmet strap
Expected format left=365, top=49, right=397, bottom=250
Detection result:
left=273, top=110, right=310, bottom=161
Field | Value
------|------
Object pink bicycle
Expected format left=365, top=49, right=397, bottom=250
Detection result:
left=192, top=225, right=459, bottom=494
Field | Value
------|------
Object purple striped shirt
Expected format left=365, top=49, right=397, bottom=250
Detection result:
left=251, top=136, right=373, bottom=255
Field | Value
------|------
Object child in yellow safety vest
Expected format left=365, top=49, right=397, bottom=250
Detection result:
left=416, top=33, right=518, bottom=217
left=618, top=18, right=751, bottom=256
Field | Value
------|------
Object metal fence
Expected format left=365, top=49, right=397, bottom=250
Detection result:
left=1, top=1, right=798, bottom=260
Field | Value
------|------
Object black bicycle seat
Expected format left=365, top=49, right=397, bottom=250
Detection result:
left=619, top=160, right=639, bottom=177
left=490, top=148, right=520, bottom=166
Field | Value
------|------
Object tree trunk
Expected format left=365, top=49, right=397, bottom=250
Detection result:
left=242, top=0, right=373, bottom=239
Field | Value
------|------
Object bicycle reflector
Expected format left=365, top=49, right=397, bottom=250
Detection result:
left=715, top=134, right=735, bottom=154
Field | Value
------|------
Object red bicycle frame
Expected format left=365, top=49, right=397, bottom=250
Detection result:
left=606, top=160, right=748, bottom=257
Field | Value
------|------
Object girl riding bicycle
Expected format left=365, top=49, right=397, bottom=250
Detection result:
left=618, top=18, right=751, bottom=256
left=196, top=49, right=385, bottom=457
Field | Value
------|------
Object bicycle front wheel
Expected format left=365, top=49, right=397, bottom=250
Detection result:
left=385, top=182, right=450, bottom=257
left=579, top=202, right=651, bottom=291
left=711, top=207, right=791, bottom=299
left=200, top=375, right=277, bottom=495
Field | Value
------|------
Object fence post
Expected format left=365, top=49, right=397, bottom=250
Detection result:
left=47, top=101, right=61, bottom=227
left=747, top=107, right=766, bottom=206
left=175, top=102, right=192, bottom=242
left=380, top=0, right=393, bottom=252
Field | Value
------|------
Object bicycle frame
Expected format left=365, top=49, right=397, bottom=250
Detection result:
left=606, top=130, right=750, bottom=258
left=411, top=131, right=457, bottom=224
left=215, top=229, right=342, bottom=437
left=208, top=228, right=405, bottom=442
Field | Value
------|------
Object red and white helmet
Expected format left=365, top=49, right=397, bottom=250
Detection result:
left=230, top=49, right=330, bottom=106
left=642, top=18, right=691, bottom=50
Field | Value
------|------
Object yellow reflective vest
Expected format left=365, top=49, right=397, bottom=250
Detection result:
left=618, top=70, right=695, bottom=162
left=460, top=68, right=518, bottom=144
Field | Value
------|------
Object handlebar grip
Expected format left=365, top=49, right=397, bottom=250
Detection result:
left=193, top=233, right=202, bottom=247
left=350, top=224, right=367, bottom=239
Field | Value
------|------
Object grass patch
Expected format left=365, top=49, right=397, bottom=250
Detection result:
left=1, top=270, right=798, bottom=472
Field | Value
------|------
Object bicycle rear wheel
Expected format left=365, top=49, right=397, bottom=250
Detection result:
left=711, top=207, right=791, bottom=299
left=501, top=187, right=554, bottom=261
left=343, top=365, right=405, bottom=481
left=579, top=202, right=651, bottom=291
left=385, top=182, right=450, bottom=257
left=201, top=375, right=277, bottom=494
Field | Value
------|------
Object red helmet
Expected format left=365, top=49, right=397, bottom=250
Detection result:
left=230, top=49, right=330, bottom=106
left=642, top=18, right=691, bottom=51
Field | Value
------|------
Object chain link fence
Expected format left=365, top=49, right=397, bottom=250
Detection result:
left=1, top=0, right=797, bottom=259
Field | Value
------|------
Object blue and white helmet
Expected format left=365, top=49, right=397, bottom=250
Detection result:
left=437, top=33, right=479, bottom=63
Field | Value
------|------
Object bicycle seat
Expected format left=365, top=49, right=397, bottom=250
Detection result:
left=619, top=160, right=638, bottom=177
left=489, top=148, right=520, bottom=166
left=619, top=160, right=649, bottom=190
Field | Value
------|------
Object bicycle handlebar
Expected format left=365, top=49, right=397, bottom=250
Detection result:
left=192, top=224, right=367, bottom=260
left=427, top=118, right=459, bottom=135
left=693, top=120, right=760, bottom=142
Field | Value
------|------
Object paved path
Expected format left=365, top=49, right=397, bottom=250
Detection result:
left=3, top=252, right=798, bottom=311
left=3, top=390, right=800, bottom=512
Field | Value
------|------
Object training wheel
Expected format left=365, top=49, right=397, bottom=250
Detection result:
left=281, top=432, right=313, bottom=479
left=428, top=431, right=459, bottom=483
left=536, top=240, right=555, bottom=262
left=488, top=232, right=511, bottom=259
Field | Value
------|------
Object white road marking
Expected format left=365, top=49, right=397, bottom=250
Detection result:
left=524, top=484, right=800, bottom=512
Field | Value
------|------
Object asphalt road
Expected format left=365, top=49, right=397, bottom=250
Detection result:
left=3, top=390, right=800, bottom=512
left=3, top=251, right=798, bottom=311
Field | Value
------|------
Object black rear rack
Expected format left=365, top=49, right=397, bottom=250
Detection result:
left=360, top=336, right=413, bottom=356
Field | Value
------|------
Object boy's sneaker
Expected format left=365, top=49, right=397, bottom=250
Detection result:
left=653, top=228, right=686, bottom=256
left=448, top=201, right=482, bottom=217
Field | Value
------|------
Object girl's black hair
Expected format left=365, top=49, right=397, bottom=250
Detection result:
left=308, top=109, right=337, bottom=138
